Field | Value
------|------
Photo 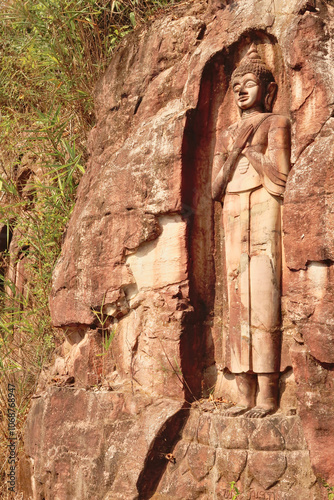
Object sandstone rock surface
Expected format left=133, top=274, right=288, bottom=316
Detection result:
left=21, top=0, right=334, bottom=498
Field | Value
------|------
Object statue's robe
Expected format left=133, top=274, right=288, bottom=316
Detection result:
left=213, top=113, right=291, bottom=373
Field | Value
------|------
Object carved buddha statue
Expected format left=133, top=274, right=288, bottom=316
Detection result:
left=212, top=44, right=291, bottom=417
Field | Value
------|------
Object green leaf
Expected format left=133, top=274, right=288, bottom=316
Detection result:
left=129, top=11, right=136, bottom=27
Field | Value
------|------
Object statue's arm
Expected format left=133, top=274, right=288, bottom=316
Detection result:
left=212, top=124, right=254, bottom=201
left=242, top=115, right=291, bottom=193
left=212, top=149, right=237, bottom=201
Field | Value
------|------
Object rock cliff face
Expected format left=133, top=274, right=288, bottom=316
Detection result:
left=20, top=0, right=334, bottom=498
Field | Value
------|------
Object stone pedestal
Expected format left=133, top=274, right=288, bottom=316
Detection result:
left=155, top=407, right=321, bottom=500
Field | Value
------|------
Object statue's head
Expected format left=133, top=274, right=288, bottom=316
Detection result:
left=231, top=44, right=277, bottom=113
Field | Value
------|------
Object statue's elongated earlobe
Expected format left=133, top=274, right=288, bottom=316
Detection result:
left=265, top=82, right=278, bottom=112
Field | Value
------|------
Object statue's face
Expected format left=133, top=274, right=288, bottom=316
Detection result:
left=232, top=72, right=263, bottom=111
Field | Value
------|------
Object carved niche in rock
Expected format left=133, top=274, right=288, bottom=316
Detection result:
left=212, top=44, right=291, bottom=418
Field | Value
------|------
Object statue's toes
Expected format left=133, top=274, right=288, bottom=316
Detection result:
left=224, top=405, right=250, bottom=417
left=244, top=407, right=273, bottom=419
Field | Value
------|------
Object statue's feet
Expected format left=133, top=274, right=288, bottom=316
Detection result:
left=224, top=404, right=251, bottom=417
left=243, top=405, right=276, bottom=418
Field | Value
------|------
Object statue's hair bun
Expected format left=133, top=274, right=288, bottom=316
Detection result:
left=231, top=43, right=275, bottom=88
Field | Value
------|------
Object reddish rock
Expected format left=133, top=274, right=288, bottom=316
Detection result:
left=216, top=449, right=247, bottom=483
left=182, top=409, right=201, bottom=442
left=219, top=418, right=254, bottom=450
left=290, top=345, right=334, bottom=485
left=282, top=450, right=320, bottom=493
left=155, top=411, right=318, bottom=499
left=187, top=442, right=216, bottom=481
left=20, top=0, right=334, bottom=497
left=284, top=120, right=334, bottom=481
left=22, top=388, right=185, bottom=500
left=248, top=451, right=287, bottom=490
left=197, top=412, right=217, bottom=446
left=277, top=416, right=308, bottom=451
left=249, top=420, right=285, bottom=451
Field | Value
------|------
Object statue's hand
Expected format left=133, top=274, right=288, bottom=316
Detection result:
left=233, top=124, right=254, bottom=152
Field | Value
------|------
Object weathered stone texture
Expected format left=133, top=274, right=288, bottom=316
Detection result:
left=154, top=408, right=321, bottom=500
left=20, top=388, right=185, bottom=499
left=21, top=0, right=334, bottom=498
